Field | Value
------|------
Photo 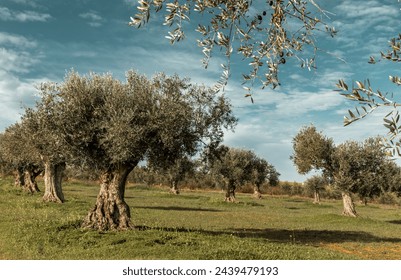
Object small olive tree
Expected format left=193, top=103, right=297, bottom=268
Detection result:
left=291, top=125, right=334, bottom=177
left=209, top=146, right=278, bottom=201
left=214, top=147, right=254, bottom=202
left=250, top=157, right=280, bottom=199
left=0, top=123, right=42, bottom=193
left=303, top=174, right=326, bottom=204
left=150, top=156, right=195, bottom=194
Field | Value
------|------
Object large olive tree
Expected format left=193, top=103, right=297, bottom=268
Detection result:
left=42, top=70, right=236, bottom=231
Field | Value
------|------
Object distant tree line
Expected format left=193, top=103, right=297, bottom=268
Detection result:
left=128, top=145, right=280, bottom=200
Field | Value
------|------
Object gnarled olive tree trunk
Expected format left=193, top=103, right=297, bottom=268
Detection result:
left=253, top=185, right=262, bottom=199
left=14, top=167, right=25, bottom=188
left=342, top=191, right=357, bottom=217
left=224, top=180, right=236, bottom=202
left=42, top=162, right=66, bottom=203
left=169, top=181, right=180, bottom=195
left=313, top=190, right=321, bottom=204
left=23, top=168, right=41, bottom=193
left=82, top=163, right=135, bottom=231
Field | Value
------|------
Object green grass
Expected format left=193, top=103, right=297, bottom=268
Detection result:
left=0, top=176, right=401, bottom=260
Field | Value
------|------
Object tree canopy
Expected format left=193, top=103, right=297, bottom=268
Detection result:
left=291, top=125, right=334, bottom=176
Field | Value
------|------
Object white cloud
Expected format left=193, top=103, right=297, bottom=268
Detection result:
left=79, top=11, right=104, bottom=27
left=80, top=12, right=102, bottom=22
left=275, top=90, right=344, bottom=116
left=8, top=0, right=39, bottom=7
left=0, top=48, right=38, bottom=73
left=330, top=0, right=399, bottom=57
left=0, top=32, right=37, bottom=48
left=0, top=6, right=51, bottom=22
left=0, top=70, right=39, bottom=127
left=336, top=1, right=398, bottom=19
left=71, top=50, right=98, bottom=58
left=0, top=33, right=41, bottom=128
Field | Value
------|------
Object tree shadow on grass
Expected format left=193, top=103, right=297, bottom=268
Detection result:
left=387, top=220, right=401, bottom=225
left=135, top=225, right=401, bottom=245
left=226, top=228, right=401, bottom=244
left=285, top=199, right=307, bottom=203
left=134, top=206, right=223, bottom=212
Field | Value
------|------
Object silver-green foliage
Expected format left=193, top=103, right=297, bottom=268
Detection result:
left=292, top=125, right=401, bottom=199
left=130, top=0, right=336, bottom=93
left=37, top=70, right=236, bottom=171
left=337, top=34, right=401, bottom=157
left=210, top=145, right=279, bottom=194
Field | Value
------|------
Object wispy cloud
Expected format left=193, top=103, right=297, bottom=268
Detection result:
left=0, top=48, right=38, bottom=73
left=122, top=0, right=138, bottom=7
left=0, top=69, right=41, bottom=127
left=0, top=32, right=37, bottom=48
left=336, top=0, right=399, bottom=19
left=0, top=32, right=39, bottom=73
left=7, top=0, right=39, bottom=7
left=332, top=1, right=399, bottom=50
left=0, top=6, right=51, bottom=22
left=79, top=11, right=104, bottom=27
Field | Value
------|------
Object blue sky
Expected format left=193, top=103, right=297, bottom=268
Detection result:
left=1, top=0, right=401, bottom=182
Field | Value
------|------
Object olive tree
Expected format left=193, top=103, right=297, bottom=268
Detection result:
left=43, top=70, right=235, bottom=231
left=150, top=156, right=195, bottom=194
left=130, top=0, right=336, bottom=94
left=209, top=146, right=278, bottom=201
left=292, top=125, right=394, bottom=216
left=0, top=133, right=22, bottom=185
left=303, top=174, right=326, bottom=204
left=0, top=123, right=42, bottom=193
left=291, top=125, right=334, bottom=177
left=380, top=160, right=401, bottom=196
left=211, top=146, right=254, bottom=201
left=250, top=157, right=280, bottom=199
left=330, top=138, right=389, bottom=216
left=21, top=93, right=67, bottom=203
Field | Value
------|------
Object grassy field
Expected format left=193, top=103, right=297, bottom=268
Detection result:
left=0, top=176, right=401, bottom=260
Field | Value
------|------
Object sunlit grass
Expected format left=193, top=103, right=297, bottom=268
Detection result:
left=0, top=176, right=400, bottom=260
